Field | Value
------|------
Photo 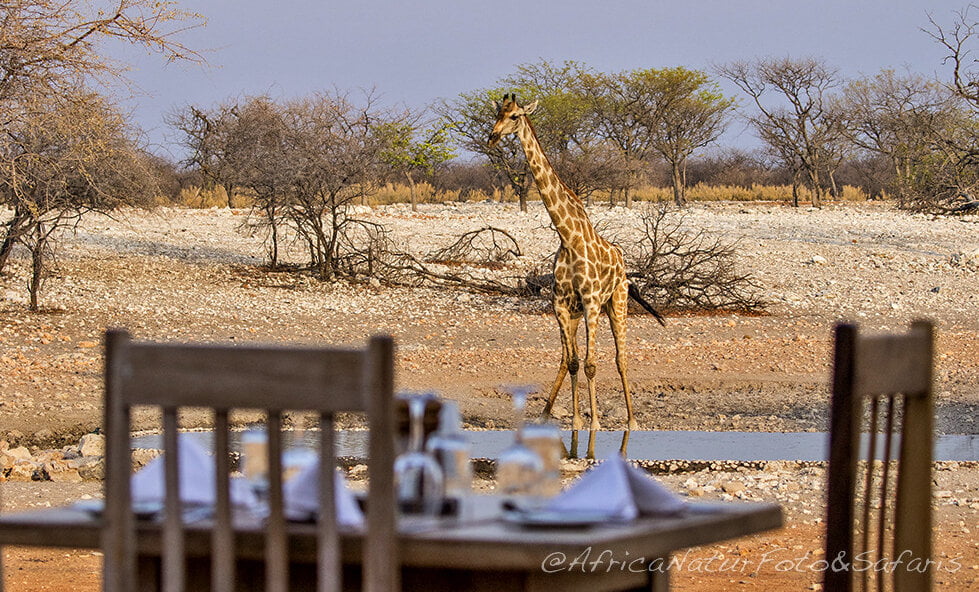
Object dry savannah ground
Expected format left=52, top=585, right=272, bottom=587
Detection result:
left=1, top=200, right=977, bottom=590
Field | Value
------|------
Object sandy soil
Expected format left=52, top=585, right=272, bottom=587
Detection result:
left=0, top=200, right=977, bottom=589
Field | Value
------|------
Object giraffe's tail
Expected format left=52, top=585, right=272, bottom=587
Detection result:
left=628, top=283, right=667, bottom=326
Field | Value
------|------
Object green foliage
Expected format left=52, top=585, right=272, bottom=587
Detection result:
left=499, top=60, right=597, bottom=153
left=375, top=121, right=455, bottom=175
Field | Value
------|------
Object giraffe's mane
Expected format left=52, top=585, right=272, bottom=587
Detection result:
left=524, top=117, right=586, bottom=210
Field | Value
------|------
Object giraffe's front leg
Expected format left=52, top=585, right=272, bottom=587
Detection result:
left=583, top=303, right=602, bottom=431
left=544, top=303, right=582, bottom=429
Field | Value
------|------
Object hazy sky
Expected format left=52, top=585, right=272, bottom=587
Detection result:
left=105, top=1, right=967, bottom=158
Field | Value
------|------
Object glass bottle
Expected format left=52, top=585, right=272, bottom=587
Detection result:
left=496, top=386, right=544, bottom=509
left=394, top=395, right=445, bottom=516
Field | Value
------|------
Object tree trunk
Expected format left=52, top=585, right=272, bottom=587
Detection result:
left=406, top=171, right=418, bottom=212
left=829, top=170, right=840, bottom=199
left=0, top=210, right=30, bottom=274
left=265, top=201, right=279, bottom=268
left=518, top=183, right=529, bottom=213
left=28, top=227, right=45, bottom=312
left=625, top=170, right=636, bottom=209
left=808, top=169, right=822, bottom=208
left=671, top=160, right=685, bottom=207
left=791, top=170, right=801, bottom=208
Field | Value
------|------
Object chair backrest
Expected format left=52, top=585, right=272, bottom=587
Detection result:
left=102, top=329, right=398, bottom=592
left=825, top=320, right=934, bottom=592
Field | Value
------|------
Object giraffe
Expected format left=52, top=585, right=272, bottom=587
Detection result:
left=488, top=93, right=665, bottom=431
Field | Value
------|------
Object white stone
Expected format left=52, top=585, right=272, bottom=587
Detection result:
left=79, top=433, right=105, bottom=457
left=5, top=446, right=31, bottom=461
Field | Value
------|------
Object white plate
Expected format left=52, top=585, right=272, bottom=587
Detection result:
left=73, top=499, right=168, bottom=520
left=501, top=508, right=616, bottom=528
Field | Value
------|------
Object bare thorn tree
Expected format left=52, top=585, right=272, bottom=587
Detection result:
left=624, top=205, right=766, bottom=313
left=717, top=57, right=841, bottom=207
left=922, top=4, right=979, bottom=212
left=0, top=0, right=203, bottom=307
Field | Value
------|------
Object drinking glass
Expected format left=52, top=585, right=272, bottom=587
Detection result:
left=394, top=395, right=445, bottom=516
left=241, top=426, right=269, bottom=510
left=426, top=400, right=472, bottom=503
left=496, top=386, right=544, bottom=509
left=522, top=420, right=563, bottom=498
left=282, top=429, right=316, bottom=482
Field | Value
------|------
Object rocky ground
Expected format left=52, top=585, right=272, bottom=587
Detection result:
left=0, top=200, right=977, bottom=590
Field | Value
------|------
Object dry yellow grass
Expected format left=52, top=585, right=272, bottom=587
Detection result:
left=627, top=183, right=868, bottom=203
left=172, top=182, right=870, bottom=208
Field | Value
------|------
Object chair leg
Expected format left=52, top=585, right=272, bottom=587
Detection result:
left=648, top=555, right=670, bottom=592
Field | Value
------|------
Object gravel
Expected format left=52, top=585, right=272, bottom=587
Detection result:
left=0, top=200, right=976, bottom=443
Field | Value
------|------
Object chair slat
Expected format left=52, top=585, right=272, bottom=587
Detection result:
left=124, top=344, right=365, bottom=410
left=162, top=407, right=185, bottom=592
left=365, top=337, right=399, bottom=592
left=102, top=330, right=137, bottom=592
left=266, top=412, right=288, bottom=592
left=212, top=409, right=234, bottom=592
left=894, top=376, right=934, bottom=591
left=318, top=414, right=340, bottom=592
left=860, top=396, right=880, bottom=592
left=876, top=396, right=897, bottom=592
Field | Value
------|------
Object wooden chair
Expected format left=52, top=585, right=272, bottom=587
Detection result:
left=101, top=329, right=398, bottom=592
left=825, top=320, right=935, bottom=592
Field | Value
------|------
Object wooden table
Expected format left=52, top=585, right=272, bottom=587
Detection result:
left=0, top=498, right=782, bottom=591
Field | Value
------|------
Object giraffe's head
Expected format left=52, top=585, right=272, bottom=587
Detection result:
left=487, top=93, right=538, bottom=148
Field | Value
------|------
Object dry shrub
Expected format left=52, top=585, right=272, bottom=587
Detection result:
left=426, top=227, right=522, bottom=265
left=625, top=204, right=766, bottom=313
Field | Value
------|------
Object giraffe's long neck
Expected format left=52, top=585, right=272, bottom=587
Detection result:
left=517, top=119, right=593, bottom=247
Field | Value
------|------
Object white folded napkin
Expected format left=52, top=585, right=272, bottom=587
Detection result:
left=131, top=438, right=258, bottom=508
left=283, top=462, right=365, bottom=528
left=543, top=455, right=686, bottom=520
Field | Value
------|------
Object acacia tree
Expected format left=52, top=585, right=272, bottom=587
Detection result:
left=0, top=0, right=202, bottom=103
left=583, top=69, right=659, bottom=207
left=439, top=61, right=624, bottom=211
left=718, top=57, right=841, bottom=207
left=278, top=91, right=390, bottom=279
left=171, top=92, right=399, bottom=277
left=437, top=89, right=533, bottom=210
left=501, top=60, right=625, bottom=206
left=584, top=67, right=732, bottom=207
left=644, top=68, right=734, bottom=206
left=375, top=114, right=455, bottom=211
left=0, top=90, right=157, bottom=309
left=922, top=4, right=979, bottom=211
left=222, top=97, right=290, bottom=265
left=167, top=101, right=242, bottom=207
left=835, top=69, right=962, bottom=202
left=0, top=0, right=202, bottom=307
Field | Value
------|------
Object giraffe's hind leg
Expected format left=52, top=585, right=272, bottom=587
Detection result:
left=607, top=282, right=638, bottom=430
left=543, top=305, right=582, bottom=429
